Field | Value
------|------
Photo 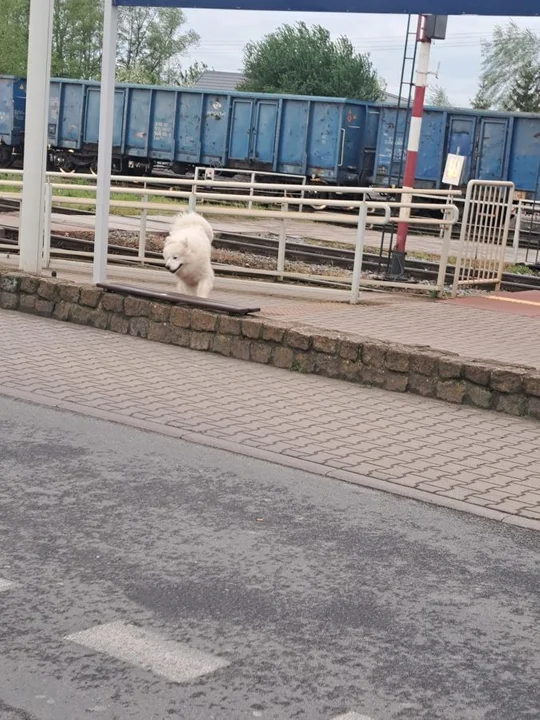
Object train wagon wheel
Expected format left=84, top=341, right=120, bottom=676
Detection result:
left=311, top=191, right=356, bottom=213
left=308, top=190, right=329, bottom=211
left=59, top=160, right=76, bottom=175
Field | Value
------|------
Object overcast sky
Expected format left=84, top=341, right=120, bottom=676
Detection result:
left=181, top=11, right=540, bottom=107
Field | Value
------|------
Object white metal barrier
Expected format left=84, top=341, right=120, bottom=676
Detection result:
left=411, top=188, right=531, bottom=266
left=193, top=166, right=307, bottom=211
left=0, top=169, right=460, bottom=302
left=511, top=198, right=540, bottom=265
left=452, top=180, right=515, bottom=297
left=512, top=199, right=523, bottom=265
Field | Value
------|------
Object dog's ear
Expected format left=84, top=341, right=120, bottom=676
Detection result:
left=169, top=211, right=189, bottom=236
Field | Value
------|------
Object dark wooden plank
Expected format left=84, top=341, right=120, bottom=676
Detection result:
left=97, top=283, right=260, bottom=316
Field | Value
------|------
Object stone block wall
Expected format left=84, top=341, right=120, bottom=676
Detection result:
left=1, top=268, right=539, bottom=420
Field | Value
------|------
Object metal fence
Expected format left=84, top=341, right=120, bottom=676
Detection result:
left=512, top=198, right=540, bottom=266
left=451, top=180, right=515, bottom=297
left=0, top=169, right=460, bottom=303
left=193, top=166, right=307, bottom=211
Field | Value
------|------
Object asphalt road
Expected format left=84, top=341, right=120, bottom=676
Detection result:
left=0, top=395, right=538, bottom=720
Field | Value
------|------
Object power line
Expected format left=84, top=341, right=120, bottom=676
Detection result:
left=193, top=30, right=495, bottom=48
left=194, top=40, right=489, bottom=57
left=193, top=32, right=494, bottom=54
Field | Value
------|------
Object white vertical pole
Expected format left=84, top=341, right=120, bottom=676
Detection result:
left=277, top=202, right=288, bottom=279
left=42, top=178, right=53, bottom=268
left=512, top=200, right=521, bottom=265
left=139, top=189, right=148, bottom=264
left=249, top=172, right=255, bottom=210
left=350, top=197, right=368, bottom=304
left=299, top=177, right=306, bottom=214
left=19, top=0, right=54, bottom=273
left=437, top=219, right=452, bottom=292
left=193, top=168, right=199, bottom=204
left=93, top=0, right=118, bottom=285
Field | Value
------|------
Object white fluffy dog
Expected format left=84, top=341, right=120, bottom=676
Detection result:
left=162, top=211, right=214, bottom=298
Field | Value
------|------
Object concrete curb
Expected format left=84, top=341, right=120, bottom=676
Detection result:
left=1, top=384, right=538, bottom=534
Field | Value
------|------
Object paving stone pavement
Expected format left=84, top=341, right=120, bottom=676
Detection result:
left=253, top=298, right=540, bottom=369
left=1, top=309, right=539, bottom=530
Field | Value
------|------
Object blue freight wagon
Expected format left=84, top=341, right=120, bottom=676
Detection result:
left=44, top=78, right=377, bottom=184
left=47, top=77, right=126, bottom=173
left=0, top=76, right=27, bottom=166
left=2, top=73, right=540, bottom=197
left=373, top=105, right=540, bottom=195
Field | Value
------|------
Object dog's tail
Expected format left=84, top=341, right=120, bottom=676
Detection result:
left=168, top=211, right=213, bottom=244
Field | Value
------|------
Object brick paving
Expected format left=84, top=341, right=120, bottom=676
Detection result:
left=253, top=297, right=540, bottom=369
left=1, top=309, right=539, bottom=530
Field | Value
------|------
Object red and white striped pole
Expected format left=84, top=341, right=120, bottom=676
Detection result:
left=390, top=14, right=432, bottom=278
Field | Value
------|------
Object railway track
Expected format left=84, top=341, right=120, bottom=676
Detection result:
left=1, top=223, right=539, bottom=293
left=3, top=155, right=540, bottom=243
left=213, top=232, right=540, bottom=292
left=0, top=198, right=96, bottom=217
left=2, top=192, right=540, bottom=249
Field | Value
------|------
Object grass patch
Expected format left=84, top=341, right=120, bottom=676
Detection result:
left=505, top=263, right=540, bottom=276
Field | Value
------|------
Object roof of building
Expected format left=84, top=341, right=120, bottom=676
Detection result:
left=191, top=70, right=245, bottom=91
left=383, top=91, right=409, bottom=104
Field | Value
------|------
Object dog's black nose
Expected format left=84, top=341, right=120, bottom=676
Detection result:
left=166, top=264, right=183, bottom=274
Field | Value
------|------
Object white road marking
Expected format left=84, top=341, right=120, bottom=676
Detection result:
left=0, top=578, right=18, bottom=592
left=332, top=714, right=375, bottom=720
left=65, top=620, right=229, bottom=683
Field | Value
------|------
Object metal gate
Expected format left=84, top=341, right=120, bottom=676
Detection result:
left=452, top=180, right=515, bottom=297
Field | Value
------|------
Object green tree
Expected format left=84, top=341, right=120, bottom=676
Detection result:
left=427, top=85, right=453, bottom=108
left=473, top=20, right=540, bottom=111
left=117, top=7, right=202, bottom=86
left=0, top=0, right=30, bottom=77
left=0, top=1, right=204, bottom=87
left=177, top=61, right=209, bottom=87
left=508, top=62, right=540, bottom=112
left=470, top=79, right=491, bottom=110
left=52, top=0, right=103, bottom=80
left=239, top=22, right=385, bottom=101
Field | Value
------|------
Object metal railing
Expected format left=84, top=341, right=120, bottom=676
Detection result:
left=193, top=166, right=307, bottom=211
left=512, top=198, right=540, bottom=266
left=0, top=169, right=461, bottom=302
left=451, top=180, right=515, bottom=297
left=416, top=188, right=529, bottom=265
